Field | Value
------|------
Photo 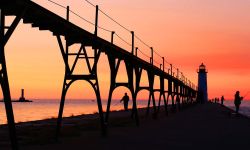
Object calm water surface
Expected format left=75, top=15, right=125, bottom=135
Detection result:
left=0, top=99, right=249, bottom=125
left=0, top=99, right=148, bottom=124
left=224, top=100, right=250, bottom=117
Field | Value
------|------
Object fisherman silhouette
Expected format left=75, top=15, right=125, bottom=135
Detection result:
left=234, top=91, right=243, bottom=114
left=221, top=95, right=225, bottom=105
left=120, top=93, right=129, bottom=111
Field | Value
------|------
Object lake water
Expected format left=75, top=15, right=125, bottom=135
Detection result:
left=0, top=99, right=249, bottom=124
left=223, top=100, right=250, bottom=117
left=0, top=99, right=149, bottom=124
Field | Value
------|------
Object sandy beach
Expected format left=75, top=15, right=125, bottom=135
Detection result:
left=1, top=103, right=250, bottom=150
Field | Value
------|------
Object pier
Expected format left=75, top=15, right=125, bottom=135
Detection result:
left=22, top=103, right=250, bottom=150
left=0, top=0, right=205, bottom=149
left=1, top=103, right=250, bottom=149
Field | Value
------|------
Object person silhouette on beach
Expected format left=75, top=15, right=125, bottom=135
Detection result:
left=234, top=91, right=243, bottom=114
left=120, top=93, right=129, bottom=111
left=221, top=96, right=225, bottom=105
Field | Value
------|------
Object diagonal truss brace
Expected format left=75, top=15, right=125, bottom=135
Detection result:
left=55, top=37, right=106, bottom=139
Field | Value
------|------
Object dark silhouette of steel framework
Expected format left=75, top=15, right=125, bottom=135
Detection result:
left=0, top=0, right=197, bottom=149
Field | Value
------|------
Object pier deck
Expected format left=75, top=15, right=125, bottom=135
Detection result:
left=3, top=103, right=248, bottom=150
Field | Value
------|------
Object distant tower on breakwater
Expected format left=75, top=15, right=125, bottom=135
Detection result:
left=19, top=89, right=26, bottom=102
left=197, top=63, right=208, bottom=103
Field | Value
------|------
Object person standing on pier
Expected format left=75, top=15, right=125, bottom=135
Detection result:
left=120, top=93, right=129, bottom=111
left=234, top=91, right=243, bottom=114
left=221, top=96, right=225, bottom=105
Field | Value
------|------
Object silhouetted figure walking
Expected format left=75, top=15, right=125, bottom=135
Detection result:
left=221, top=96, right=225, bottom=105
left=234, top=91, right=243, bottom=114
left=120, top=93, right=129, bottom=111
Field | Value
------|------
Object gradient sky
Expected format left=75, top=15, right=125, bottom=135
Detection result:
left=3, top=0, right=250, bottom=100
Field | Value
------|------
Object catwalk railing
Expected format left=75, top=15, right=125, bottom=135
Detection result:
left=45, top=0, right=196, bottom=89
left=0, top=0, right=198, bottom=149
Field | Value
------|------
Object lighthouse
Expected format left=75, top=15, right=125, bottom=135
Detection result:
left=197, top=63, right=208, bottom=103
left=19, top=89, right=26, bottom=102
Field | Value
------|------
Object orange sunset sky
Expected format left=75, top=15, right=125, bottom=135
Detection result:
left=3, top=0, right=250, bottom=100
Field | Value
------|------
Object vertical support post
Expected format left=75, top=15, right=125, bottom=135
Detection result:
left=94, top=5, right=99, bottom=57
left=177, top=68, right=179, bottom=79
left=126, top=61, right=139, bottom=126
left=56, top=37, right=70, bottom=140
left=66, top=6, right=69, bottom=21
left=163, top=91, right=168, bottom=115
left=150, top=47, right=153, bottom=65
left=134, top=66, right=142, bottom=125
left=111, top=31, right=115, bottom=44
left=146, top=72, right=157, bottom=118
left=135, top=47, right=138, bottom=57
left=94, top=79, right=106, bottom=136
left=167, top=79, right=172, bottom=112
left=92, top=5, right=106, bottom=135
left=157, top=90, right=162, bottom=112
left=146, top=94, right=151, bottom=116
left=180, top=85, right=183, bottom=104
left=171, top=83, right=176, bottom=112
left=0, top=10, right=18, bottom=150
left=56, top=77, right=68, bottom=140
left=170, top=64, right=173, bottom=76
left=157, top=75, right=168, bottom=116
left=131, top=92, right=139, bottom=126
left=94, top=5, right=99, bottom=36
left=65, top=40, right=69, bottom=63
left=165, top=93, right=169, bottom=116
left=162, top=57, right=165, bottom=72
left=181, top=72, right=183, bottom=82
left=131, top=31, right=134, bottom=54
left=105, top=56, right=116, bottom=123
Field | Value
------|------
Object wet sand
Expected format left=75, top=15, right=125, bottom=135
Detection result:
left=1, top=103, right=250, bottom=150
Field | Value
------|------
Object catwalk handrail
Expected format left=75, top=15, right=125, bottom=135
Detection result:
left=51, top=0, right=197, bottom=90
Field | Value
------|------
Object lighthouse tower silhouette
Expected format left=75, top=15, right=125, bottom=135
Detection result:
left=197, top=63, right=208, bottom=103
